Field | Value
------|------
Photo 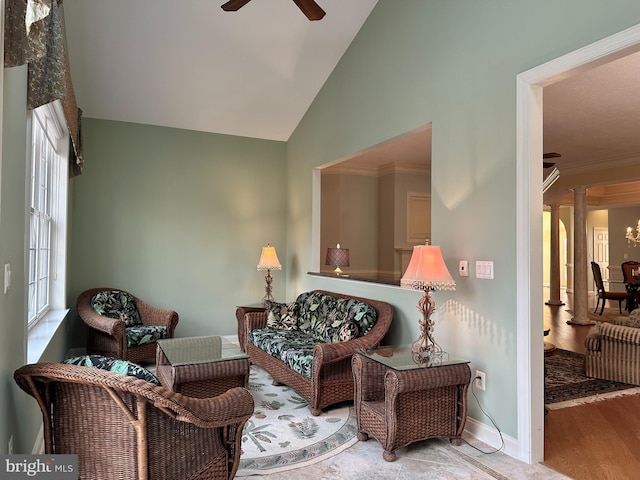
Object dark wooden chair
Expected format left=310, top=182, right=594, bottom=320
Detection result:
left=621, top=261, right=640, bottom=283
left=621, top=261, right=640, bottom=311
left=591, top=261, right=626, bottom=315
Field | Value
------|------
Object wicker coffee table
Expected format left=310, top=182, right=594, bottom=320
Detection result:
left=352, top=346, right=471, bottom=461
left=156, top=335, right=249, bottom=398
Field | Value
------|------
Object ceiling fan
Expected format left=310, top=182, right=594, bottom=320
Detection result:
left=221, top=0, right=326, bottom=21
left=543, top=152, right=561, bottom=168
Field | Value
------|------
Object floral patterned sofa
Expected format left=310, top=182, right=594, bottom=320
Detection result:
left=244, top=290, right=393, bottom=415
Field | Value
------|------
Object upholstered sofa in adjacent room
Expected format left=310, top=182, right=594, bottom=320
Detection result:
left=244, top=290, right=393, bottom=415
left=585, top=309, right=640, bottom=386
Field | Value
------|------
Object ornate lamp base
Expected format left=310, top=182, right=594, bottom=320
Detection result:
left=262, top=269, right=275, bottom=306
left=411, top=288, right=443, bottom=365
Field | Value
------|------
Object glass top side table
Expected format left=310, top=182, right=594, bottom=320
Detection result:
left=157, top=335, right=247, bottom=366
left=155, top=336, right=249, bottom=398
left=353, top=345, right=471, bottom=461
left=356, top=344, right=469, bottom=371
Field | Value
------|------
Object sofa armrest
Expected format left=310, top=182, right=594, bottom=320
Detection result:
left=162, top=386, right=255, bottom=428
left=599, top=323, right=640, bottom=346
left=136, top=298, right=179, bottom=333
left=76, top=300, right=126, bottom=339
left=245, top=311, right=268, bottom=331
left=314, top=334, right=384, bottom=365
left=585, top=333, right=601, bottom=352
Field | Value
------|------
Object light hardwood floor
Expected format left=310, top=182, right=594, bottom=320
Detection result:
left=542, top=288, right=640, bottom=480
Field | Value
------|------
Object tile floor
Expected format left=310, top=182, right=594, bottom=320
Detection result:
left=235, top=435, right=571, bottom=480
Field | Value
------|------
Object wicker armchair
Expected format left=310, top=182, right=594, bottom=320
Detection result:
left=77, top=288, right=179, bottom=363
left=14, top=362, right=254, bottom=480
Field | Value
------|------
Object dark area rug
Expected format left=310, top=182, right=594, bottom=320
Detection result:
left=545, top=348, right=637, bottom=406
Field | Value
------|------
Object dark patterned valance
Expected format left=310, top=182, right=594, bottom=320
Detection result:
left=4, top=0, right=84, bottom=176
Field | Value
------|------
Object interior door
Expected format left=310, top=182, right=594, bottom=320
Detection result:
left=593, top=227, right=609, bottom=287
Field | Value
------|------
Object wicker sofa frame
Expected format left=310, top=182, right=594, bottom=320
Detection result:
left=585, top=321, right=640, bottom=385
left=77, top=287, right=179, bottom=363
left=244, top=290, right=393, bottom=415
left=14, top=362, right=254, bottom=480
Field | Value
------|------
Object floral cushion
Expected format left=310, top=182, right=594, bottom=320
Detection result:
left=63, top=354, right=160, bottom=385
left=91, top=290, right=142, bottom=327
left=126, top=325, right=168, bottom=347
left=295, top=291, right=377, bottom=343
left=266, top=302, right=298, bottom=330
left=248, top=329, right=316, bottom=378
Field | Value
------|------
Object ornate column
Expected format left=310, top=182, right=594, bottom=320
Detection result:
left=567, top=186, right=595, bottom=326
left=546, top=203, right=565, bottom=306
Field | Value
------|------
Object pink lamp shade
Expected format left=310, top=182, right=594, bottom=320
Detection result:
left=401, top=244, right=455, bottom=291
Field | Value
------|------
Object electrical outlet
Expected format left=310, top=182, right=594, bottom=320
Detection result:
left=8, top=434, right=13, bottom=455
left=475, top=370, right=486, bottom=391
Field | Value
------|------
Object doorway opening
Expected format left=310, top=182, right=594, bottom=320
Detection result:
left=516, top=24, right=640, bottom=464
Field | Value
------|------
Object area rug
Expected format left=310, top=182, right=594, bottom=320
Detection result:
left=545, top=348, right=640, bottom=410
left=237, top=365, right=358, bottom=476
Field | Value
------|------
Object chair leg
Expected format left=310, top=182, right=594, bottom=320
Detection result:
left=619, top=300, right=623, bottom=314
left=594, top=298, right=600, bottom=314
left=599, top=299, right=605, bottom=315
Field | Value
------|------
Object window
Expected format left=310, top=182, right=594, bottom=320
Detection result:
left=27, top=102, right=69, bottom=329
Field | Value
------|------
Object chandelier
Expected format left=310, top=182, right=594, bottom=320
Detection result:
left=626, top=220, right=640, bottom=246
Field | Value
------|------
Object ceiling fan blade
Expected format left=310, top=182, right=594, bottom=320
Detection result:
left=292, top=0, right=326, bottom=20
left=221, top=0, right=252, bottom=12
left=543, top=162, right=556, bottom=168
left=543, top=152, right=562, bottom=159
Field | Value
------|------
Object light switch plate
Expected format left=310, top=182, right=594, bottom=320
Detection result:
left=476, top=261, right=494, bottom=279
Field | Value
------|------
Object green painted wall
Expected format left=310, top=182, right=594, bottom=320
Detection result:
left=285, top=0, right=640, bottom=441
left=68, top=119, right=287, bottom=341
left=2, top=0, right=640, bottom=460
left=1, top=65, right=75, bottom=455
left=1, top=65, right=28, bottom=456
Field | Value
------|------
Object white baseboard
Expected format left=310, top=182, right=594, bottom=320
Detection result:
left=464, top=415, right=519, bottom=460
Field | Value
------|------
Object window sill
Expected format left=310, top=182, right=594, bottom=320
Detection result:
left=27, top=309, right=70, bottom=364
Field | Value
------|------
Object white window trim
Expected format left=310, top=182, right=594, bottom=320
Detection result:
left=26, top=100, right=70, bottom=363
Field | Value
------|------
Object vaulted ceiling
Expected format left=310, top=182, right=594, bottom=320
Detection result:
left=63, top=1, right=639, bottom=206
left=63, top=0, right=378, bottom=141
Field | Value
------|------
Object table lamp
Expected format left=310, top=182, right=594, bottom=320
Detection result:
left=401, top=241, right=455, bottom=362
left=325, top=244, right=350, bottom=275
left=257, top=243, right=281, bottom=306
